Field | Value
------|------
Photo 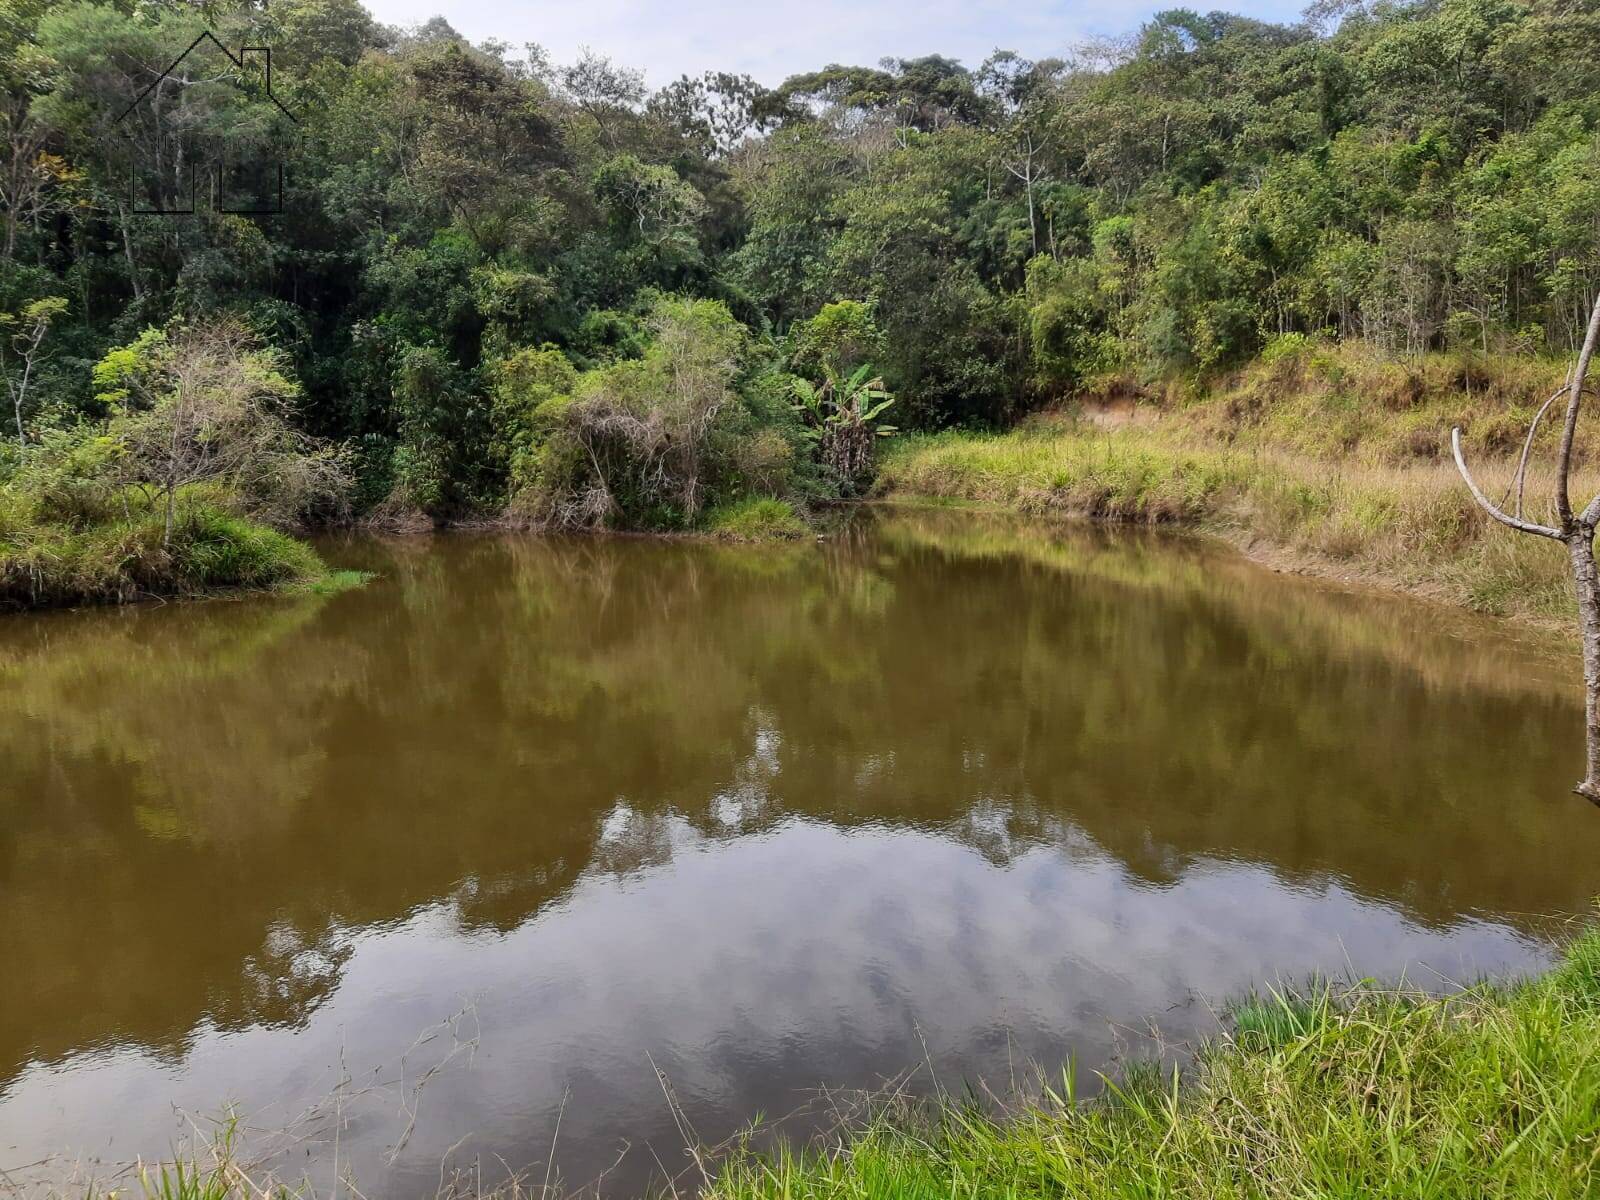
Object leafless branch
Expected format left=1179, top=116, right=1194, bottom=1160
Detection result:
left=1511, top=384, right=1568, bottom=519
left=1450, top=427, right=1562, bottom=539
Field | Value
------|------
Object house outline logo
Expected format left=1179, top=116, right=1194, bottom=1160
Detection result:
left=116, top=30, right=298, bottom=217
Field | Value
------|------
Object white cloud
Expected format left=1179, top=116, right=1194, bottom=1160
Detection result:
left=359, top=0, right=1307, bottom=87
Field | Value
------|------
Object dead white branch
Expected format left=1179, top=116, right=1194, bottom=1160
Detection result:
left=1451, top=289, right=1600, bottom=803
left=1450, top=427, right=1562, bottom=539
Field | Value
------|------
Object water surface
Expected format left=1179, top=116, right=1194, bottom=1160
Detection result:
left=2, top=508, right=1596, bottom=1195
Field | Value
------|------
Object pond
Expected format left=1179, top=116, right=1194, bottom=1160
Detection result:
left=2, top=507, right=1598, bottom=1196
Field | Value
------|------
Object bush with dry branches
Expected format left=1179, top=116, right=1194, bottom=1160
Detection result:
left=510, top=296, right=754, bottom=529
left=94, top=319, right=353, bottom=542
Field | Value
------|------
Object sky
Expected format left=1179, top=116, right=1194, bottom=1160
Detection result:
left=356, top=0, right=1308, bottom=87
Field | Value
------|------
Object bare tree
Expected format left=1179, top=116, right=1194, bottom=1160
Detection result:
left=0, top=100, right=71, bottom=260
left=0, top=296, right=67, bottom=446
left=1452, top=291, right=1600, bottom=803
left=558, top=49, right=644, bottom=150
left=978, top=52, right=1060, bottom=261
left=1002, top=126, right=1047, bottom=258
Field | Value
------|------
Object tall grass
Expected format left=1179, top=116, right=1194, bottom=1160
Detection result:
left=878, top=355, right=1600, bottom=626
left=709, top=929, right=1600, bottom=1200
left=0, top=494, right=334, bottom=610
left=704, top=497, right=809, bottom=540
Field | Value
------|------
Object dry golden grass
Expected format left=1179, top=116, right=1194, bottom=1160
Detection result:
left=879, top=343, right=1600, bottom=627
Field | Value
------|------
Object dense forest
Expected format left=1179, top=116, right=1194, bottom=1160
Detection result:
left=3, top=0, right=1600, bottom=601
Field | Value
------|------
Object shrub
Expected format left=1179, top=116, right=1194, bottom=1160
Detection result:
left=1259, top=331, right=1315, bottom=365
left=490, top=343, right=581, bottom=493
left=0, top=320, right=354, bottom=610
left=705, top=497, right=807, bottom=540
left=95, top=320, right=353, bottom=537
left=0, top=422, right=124, bottom=528
left=387, top=342, right=485, bottom=520
left=0, top=497, right=324, bottom=610
left=789, top=300, right=883, bottom=378
left=505, top=295, right=807, bottom=529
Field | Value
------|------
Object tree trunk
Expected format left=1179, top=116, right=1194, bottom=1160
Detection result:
left=1568, top=530, right=1600, bottom=803
left=1454, top=289, right=1600, bottom=806
left=1024, top=164, right=1037, bottom=258
left=14, top=347, right=35, bottom=446
left=116, top=201, right=143, bottom=303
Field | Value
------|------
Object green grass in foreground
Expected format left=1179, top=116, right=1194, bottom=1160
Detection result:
left=710, top=929, right=1600, bottom=1199
left=125, top=931, right=1600, bottom=1199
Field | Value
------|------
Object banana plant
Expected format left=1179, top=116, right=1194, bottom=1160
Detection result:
left=791, top=364, right=896, bottom=492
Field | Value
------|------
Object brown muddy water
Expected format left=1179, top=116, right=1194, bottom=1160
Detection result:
left=1, top=507, right=1598, bottom=1196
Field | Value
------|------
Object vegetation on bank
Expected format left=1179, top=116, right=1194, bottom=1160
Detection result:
left=879, top=339, right=1600, bottom=625
left=5, top=0, right=1600, bottom=584
left=491, top=296, right=882, bottom=533
left=0, top=301, right=860, bottom=610
left=0, top=499, right=327, bottom=609
left=709, top=928, right=1600, bottom=1200
left=0, top=321, right=353, bottom=609
left=705, top=497, right=810, bottom=541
